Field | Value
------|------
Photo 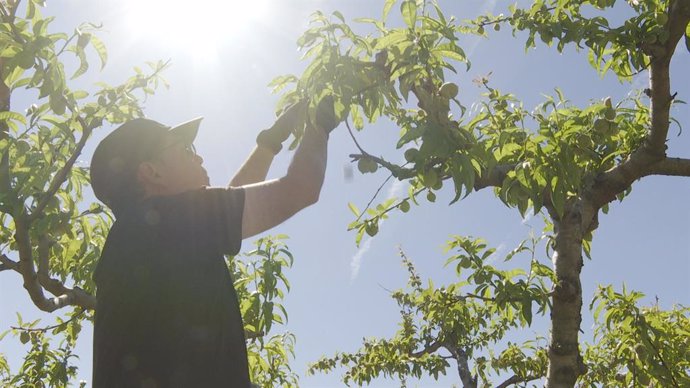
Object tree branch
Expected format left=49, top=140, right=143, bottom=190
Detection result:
left=0, top=253, right=19, bottom=272
left=475, top=164, right=513, bottom=190
left=642, top=156, right=690, bottom=177
left=11, top=309, right=85, bottom=333
left=644, top=0, right=690, bottom=154
left=410, top=341, right=443, bottom=358
left=0, top=57, right=11, bottom=196
left=495, top=374, right=541, bottom=388
left=592, top=2, right=690, bottom=208
left=447, top=345, right=478, bottom=388
left=14, top=216, right=96, bottom=312
left=28, top=118, right=93, bottom=222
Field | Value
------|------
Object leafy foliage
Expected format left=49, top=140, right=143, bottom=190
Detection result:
left=277, top=0, right=689, bottom=386
left=308, top=235, right=553, bottom=386
left=270, top=0, right=676, bottom=244
left=1, top=236, right=299, bottom=387
left=582, top=286, right=690, bottom=387
left=230, top=236, right=299, bottom=388
left=0, top=310, right=84, bottom=388
left=0, top=0, right=169, bottom=298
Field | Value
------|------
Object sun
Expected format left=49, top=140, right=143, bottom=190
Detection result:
left=124, top=0, right=269, bottom=53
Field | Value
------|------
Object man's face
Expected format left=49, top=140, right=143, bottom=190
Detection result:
left=139, top=136, right=210, bottom=196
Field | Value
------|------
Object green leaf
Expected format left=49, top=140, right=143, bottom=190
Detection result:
left=685, top=23, right=689, bottom=53
left=434, top=43, right=466, bottom=63
left=400, top=0, right=417, bottom=29
left=0, top=111, right=27, bottom=125
left=550, top=176, right=565, bottom=218
left=348, top=202, right=361, bottom=217
left=521, top=299, right=533, bottom=325
left=71, top=49, right=89, bottom=79
left=373, top=30, right=408, bottom=50
left=383, top=0, right=397, bottom=21
left=89, top=34, right=108, bottom=69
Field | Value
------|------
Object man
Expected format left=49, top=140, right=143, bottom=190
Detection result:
left=90, top=99, right=337, bottom=387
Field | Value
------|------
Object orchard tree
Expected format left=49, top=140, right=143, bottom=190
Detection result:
left=271, top=0, right=690, bottom=386
left=0, top=1, right=298, bottom=386
left=307, top=238, right=690, bottom=387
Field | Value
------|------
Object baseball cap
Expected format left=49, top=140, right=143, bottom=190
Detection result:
left=90, top=117, right=203, bottom=212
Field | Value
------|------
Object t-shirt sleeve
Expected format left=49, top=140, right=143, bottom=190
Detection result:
left=163, top=187, right=245, bottom=255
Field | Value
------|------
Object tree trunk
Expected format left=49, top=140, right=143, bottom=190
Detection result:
left=545, top=207, right=588, bottom=388
left=0, top=58, right=10, bottom=194
left=448, top=345, right=477, bottom=388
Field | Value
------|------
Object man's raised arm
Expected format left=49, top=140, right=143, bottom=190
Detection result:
left=238, top=98, right=337, bottom=239
left=240, top=122, right=328, bottom=239
left=229, top=101, right=306, bottom=187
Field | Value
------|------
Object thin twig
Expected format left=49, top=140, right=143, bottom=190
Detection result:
left=495, top=374, right=541, bottom=388
left=345, top=119, right=367, bottom=154
left=10, top=309, right=85, bottom=333
left=354, top=174, right=394, bottom=223
left=346, top=188, right=425, bottom=231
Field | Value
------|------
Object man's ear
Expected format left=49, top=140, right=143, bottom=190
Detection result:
left=136, top=161, right=162, bottom=186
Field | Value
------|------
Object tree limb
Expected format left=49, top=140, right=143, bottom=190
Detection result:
left=642, top=157, right=690, bottom=177
left=475, top=164, right=513, bottom=190
left=0, top=57, right=11, bottom=195
left=28, top=118, right=93, bottom=222
left=14, top=216, right=96, bottom=312
left=0, top=253, right=19, bottom=272
left=591, top=2, right=690, bottom=207
left=447, top=345, right=478, bottom=388
left=644, top=0, right=690, bottom=154
left=11, top=309, right=85, bottom=333
left=410, top=341, right=443, bottom=358
left=495, top=374, right=541, bottom=388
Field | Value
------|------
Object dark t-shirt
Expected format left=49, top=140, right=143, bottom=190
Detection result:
left=92, top=187, right=248, bottom=388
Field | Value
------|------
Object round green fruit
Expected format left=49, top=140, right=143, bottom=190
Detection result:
left=404, top=148, right=419, bottom=163
left=493, top=23, right=501, bottom=32
left=365, top=222, right=379, bottom=237
left=604, top=107, right=616, bottom=120
left=656, top=13, right=669, bottom=26
left=422, top=169, right=439, bottom=188
left=358, top=158, right=378, bottom=174
left=439, top=82, right=459, bottom=99
left=593, top=118, right=609, bottom=133
left=426, top=191, right=437, bottom=202
left=399, top=200, right=410, bottom=213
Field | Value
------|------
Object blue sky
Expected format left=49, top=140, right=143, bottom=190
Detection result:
left=1, top=0, right=689, bottom=387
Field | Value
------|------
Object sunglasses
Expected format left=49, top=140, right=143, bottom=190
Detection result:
left=151, top=141, right=198, bottom=159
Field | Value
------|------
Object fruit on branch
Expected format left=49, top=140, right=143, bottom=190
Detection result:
left=357, top=156, right=378, bottom=173
left=593, top=118, right=609, bottom=133
left=438, top=82, right=459, bottom=99
left=404, top=148, right=419, bottom=163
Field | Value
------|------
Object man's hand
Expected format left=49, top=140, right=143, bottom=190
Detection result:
left=256, top=100, right=307, bottom=155
left=314, top=95, right=340, bottom=135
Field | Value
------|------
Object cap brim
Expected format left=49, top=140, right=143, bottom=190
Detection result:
left=168, top=117, right=203, bottom=144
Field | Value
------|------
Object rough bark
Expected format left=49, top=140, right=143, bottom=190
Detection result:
left=495, top=374, right=541, bottom=388
left=13, top=216, right=96, bottom=312
left=0, top=57, right=10, bottom=199
left=447, top=345, right=478, bottom=388
left=589, top=0, right=690, bottom=208
left=545, top=205, right=589, bottom=388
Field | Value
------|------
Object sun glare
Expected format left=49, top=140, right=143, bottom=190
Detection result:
left=125, top=0, right=269, bottom=53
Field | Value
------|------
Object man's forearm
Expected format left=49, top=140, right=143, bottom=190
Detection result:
left=284, top=124, right=328, bottom=202
left=228, top=145, right=275, bottom=187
